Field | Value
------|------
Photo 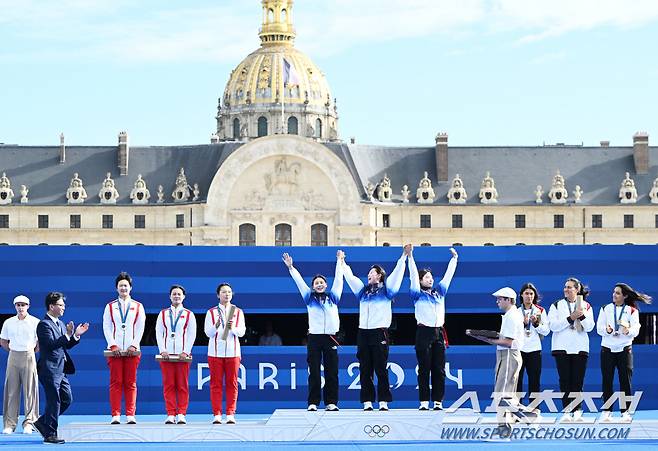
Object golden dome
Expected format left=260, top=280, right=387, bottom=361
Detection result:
left=216, top=0, right=339, bottom=142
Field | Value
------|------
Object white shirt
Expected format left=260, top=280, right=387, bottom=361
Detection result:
left=155, top=305, right=196, bottom=355
left=498, top=305, right=525, bottom=351
left=0, top=314, right=40, bottom=351
left=597, top=303, right=640, bottom=353
left=204, top=304, right=246, bottom=358
left=519, top=304, right=550, bottom=353
left=548, top=298, right=595, bottom=354
left=102, top=297, right=146, bottom=351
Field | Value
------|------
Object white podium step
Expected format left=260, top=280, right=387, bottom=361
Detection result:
left=59, top=409, right=658, bottom=442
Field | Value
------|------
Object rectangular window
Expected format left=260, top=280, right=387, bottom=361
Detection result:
left=515, top=214, right=526, bottom=228
left=420, top=214, right=431, bottom=228
left=382, top=214, right=390, bottom=228
left=38, top=215, right=49, bottom=229
left=655, top=214, right=658, bottom=229
left=0, top=215, right=8, bottom=229
left=452, top=214, right=462, bottom=228
left=624, top=214, right=634, bottom=229
left=134, top=215, right=145, bottom=229
left=70, top=214, right=81, bottom=229
left=176, top=214, right=185, bottom=229
left=554, top=214, right=564, bottom=229
left=483, top=214, right=494, bottom=229
left=102, top=214, right=113, bottom=229
left=592, top=214, right=602, bottom=229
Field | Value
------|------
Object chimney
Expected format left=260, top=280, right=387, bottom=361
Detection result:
left=210, top=133, right=219, bottom=144
left=118, top=131, right=129, bottom=176
left=633, top=132, right=649, bottom=174
left=600, top=140, right=610, bottom=148
left=350, top=137, right=356, bottom=144
left=59, top=133, right=66, bottom=164
left=435, top=132, right=448, bottom=182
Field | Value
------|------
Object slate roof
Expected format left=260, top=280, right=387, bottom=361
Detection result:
left=1, top=140, right=656, bottom=205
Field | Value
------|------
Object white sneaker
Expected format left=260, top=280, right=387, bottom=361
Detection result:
left=572, top=410, right=584, bottom=422
left=599, top=411, right=612, bottom=423
left=325, top=404, right=339, bottom=411
left=23, top=425, right=33, bottom=434
left=213, top=415, right=223, bottom=424
left=176, top=414, right=186, bottom=424
left=126, top=416, right=137, bottom=424
left=2, top=427, right=13, bottom=434
left=560, top=412, right=573, bottom=423
left=433, top=401, right=443, bottom=411
left=307, top=404, right=317, bottom=411
left=165, top=415, right=176, bottom=424
left=621, top=412, right=632, bottom=423
left=363, top=401, right=373, bottom=411
left=226, top=414, right=236, bottom=424
left=419, top=401, right=430, bottom=411
left=110, top=415, right=121, bottom=425
left=378, top=401, right=389, bottom=411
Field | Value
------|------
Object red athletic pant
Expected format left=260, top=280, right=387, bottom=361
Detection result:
left=208, top=356, right=241, bottom=415
left=106, top=355, right=140, bottom=416
left=160, top=361, right=191, bottom=415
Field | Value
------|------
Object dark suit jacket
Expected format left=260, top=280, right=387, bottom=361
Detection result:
left=36, top=315, right=80, bottom=378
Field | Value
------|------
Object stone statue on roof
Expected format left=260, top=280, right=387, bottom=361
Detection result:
left=172, top=168, right=191, bottom=202
left=0, top=173, right=14, bottom=205
left=479, top=171, right=498, bottom=204
left=548, top=170, right=568, bottom=204
left=416, top=171, right=435, bottom=203
left=99, top=172, right=119, bottom=204
left=66, top=173, right=87, bottom=204
left=376, top=173, right=392, bottom=202
left=534, top=185, right=543, bottom=204
left=447, top=174, right=467, bottom=204
left=649, top=177, right=658, bottom=204
left=130, top=174, right=150, bottom=204
left=619, top=172, right=637, bottom=204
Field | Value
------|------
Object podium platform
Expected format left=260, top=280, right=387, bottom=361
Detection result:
left=59, top=409, right=658, bottom=443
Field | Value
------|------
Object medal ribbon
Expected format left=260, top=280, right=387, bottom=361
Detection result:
left=118, top=299, right=132, bottom=329
left=614, top=304, right=626, bottom=331
left=217, top=304, right=225, bottom=328
left=169, top=308, right=184, bottom=334
left=524, top=306, right=533, bottom=331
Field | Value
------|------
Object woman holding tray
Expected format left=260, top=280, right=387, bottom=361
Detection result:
left=204, top=283, right=245, bottom=424
left=407, top=245, right=458, bottom=411
left=155, top=285, right=196, bottom=425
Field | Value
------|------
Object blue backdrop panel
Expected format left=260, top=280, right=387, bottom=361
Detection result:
left=6, top=344, right=655, bottom=414
left=1, top=245, right=657, bottom=415
left=1, top=245, right=657, bottom=315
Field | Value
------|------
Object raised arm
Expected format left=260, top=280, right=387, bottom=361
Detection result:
left=436, top=248, right=459, bottom=297
left=407, top=250, right=421, bottom=296
left=330, top=250, right=345, bottom=301
left=283, top=253, right=311, bottom=300
left=342, top=252, right=364, bottom=295
left=385, top=247, right=408, bottom=297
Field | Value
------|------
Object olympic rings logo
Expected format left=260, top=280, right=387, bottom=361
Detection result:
left=363, top=424, right=390, bottom=438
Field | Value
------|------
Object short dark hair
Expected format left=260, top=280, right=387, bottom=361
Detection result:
left=418, top=268, right=433, bottom=284
left=169, top=284, right=186, bottom=295
left=45, top=291, right=65, bottom=310
left=370, top=264, right=386, bottom=283
left=311, top=274, right=327, bottom=286
left=115, top=272, right=132, bottom=287
left=216, top=283, right=232, bottom=295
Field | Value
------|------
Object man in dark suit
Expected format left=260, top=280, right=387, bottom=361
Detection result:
left=32, top=292, right=89, bottom=444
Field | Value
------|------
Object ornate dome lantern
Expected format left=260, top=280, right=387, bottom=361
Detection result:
left=215, top=1, right=339, bottom=142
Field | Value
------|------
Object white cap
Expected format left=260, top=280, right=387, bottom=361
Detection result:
left=492, top=287, right=517, bottom=300
left=13, top=295, right=30, bottom=305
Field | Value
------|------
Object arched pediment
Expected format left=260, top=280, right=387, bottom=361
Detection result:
left=205, top=135, right=361, bottom=226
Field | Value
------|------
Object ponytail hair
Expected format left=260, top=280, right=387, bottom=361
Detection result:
left=566, top=277, right=590, bottom=300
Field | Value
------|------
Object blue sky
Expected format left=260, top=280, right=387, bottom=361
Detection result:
left=1, top=0, right=657, bottom=147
